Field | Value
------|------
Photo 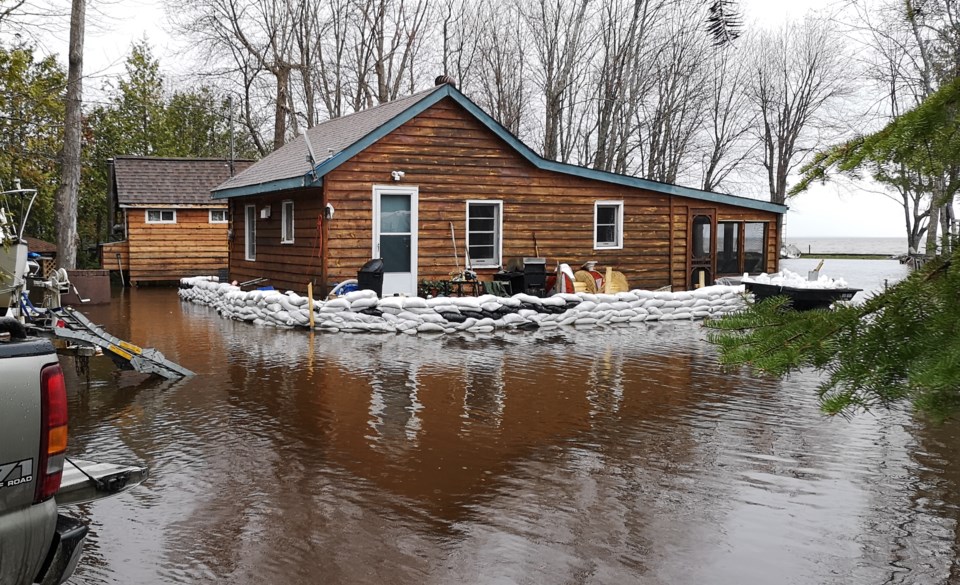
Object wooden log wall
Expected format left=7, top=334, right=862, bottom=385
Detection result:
left=124, top=208, right=229, bottom=284
left=229, top=98, right=782, bottom=294
left=228, top=188, right=325, bottom=292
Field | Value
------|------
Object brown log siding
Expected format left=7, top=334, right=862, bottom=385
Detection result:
left=229, top=98, right=780, bottom=294
left=123, top=208, right=229, bottom=284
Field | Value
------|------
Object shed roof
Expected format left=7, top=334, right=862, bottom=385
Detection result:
left=23, top=236, right=56, bottom=255
left=113, top=157, right=254, bottom=206
left=212, top=85, right=787, bottom=215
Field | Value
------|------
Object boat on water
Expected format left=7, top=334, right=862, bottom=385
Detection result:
left=780, top=243, right=802, bottom=259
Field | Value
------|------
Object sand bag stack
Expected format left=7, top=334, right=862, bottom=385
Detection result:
left=179, top=276, right=747, bottom=335
left=743, top=268, right=850, bottom=289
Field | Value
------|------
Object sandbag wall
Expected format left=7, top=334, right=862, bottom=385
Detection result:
left=179, top=277, right=747, bottom=334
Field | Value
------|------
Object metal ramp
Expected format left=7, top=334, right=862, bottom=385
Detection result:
left=52, top=306, right=194, bottom=379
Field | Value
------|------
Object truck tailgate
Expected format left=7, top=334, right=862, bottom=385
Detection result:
left=57, top=459, right=148, bottom=506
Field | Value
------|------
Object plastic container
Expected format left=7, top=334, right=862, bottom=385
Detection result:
left=357, top=258, right=384, bottom=297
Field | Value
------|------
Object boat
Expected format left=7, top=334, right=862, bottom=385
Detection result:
left=780, top=243, right=802, bottom=259
left=743, top=281, right=861, bottom=311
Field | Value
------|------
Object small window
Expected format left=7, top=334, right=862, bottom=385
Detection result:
left=744, top=222, right=767, bottom=273
left=245, top=204, right=256, bottom=261
left=209, top=209, right=228, bottom=223
left=594, top=201, right=623, bottom=249
left=717, top=221, right=740, bottom=274
left=146, top=209, right=176, bottom=224
left=466, top=200, right=502, bottom=268
left=281, top=200, right=294, bottom=244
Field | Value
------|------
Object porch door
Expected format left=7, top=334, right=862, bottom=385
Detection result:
left=690, top=209, right=715, bottom=289
left=373, top=185, right=418, bottom=296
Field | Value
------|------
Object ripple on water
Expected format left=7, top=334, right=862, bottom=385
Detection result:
left=60, top=289, right=960, bottom=585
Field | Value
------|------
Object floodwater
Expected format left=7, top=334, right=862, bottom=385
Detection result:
left=61, top=272, right=960, bottom=584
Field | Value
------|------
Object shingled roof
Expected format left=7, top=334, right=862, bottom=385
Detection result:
left=212, top=84, right=786, bottom=215
left=113, top=157, right=254, bottom=206
left=214, top=87, right=441, bottom=196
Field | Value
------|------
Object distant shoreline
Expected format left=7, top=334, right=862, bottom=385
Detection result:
left=785, top=253, right=894, bottom=260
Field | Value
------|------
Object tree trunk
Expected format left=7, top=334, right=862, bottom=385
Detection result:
left=55, top=0, right=84, bottom=270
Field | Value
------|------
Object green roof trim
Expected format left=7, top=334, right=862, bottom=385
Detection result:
left=211, top=175, right=318, bottom=199
left=214, top=84, right=786, bottom=215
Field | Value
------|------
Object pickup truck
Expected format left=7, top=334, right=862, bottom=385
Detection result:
left=0, top=317, right=147, bottom=585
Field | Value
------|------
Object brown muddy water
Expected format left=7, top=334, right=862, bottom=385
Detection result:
left=60, top=278, right=960, bottom=584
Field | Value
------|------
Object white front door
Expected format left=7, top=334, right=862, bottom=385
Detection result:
left=373, top=185, right=418, bottom=296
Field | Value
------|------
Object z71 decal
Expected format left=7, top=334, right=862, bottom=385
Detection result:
left=0, top=459, right=34, bottom=488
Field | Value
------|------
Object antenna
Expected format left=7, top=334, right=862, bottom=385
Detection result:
left=303, top=132, right=319, bottom=182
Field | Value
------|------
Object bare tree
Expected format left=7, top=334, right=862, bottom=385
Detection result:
left=588, top=0, right=659, bottom=174
left=699, top=43, right=756, bottom=192
left=54, top=0, right=83, bottom=269
left=636, top=5, right=710, bottom=184
left=520, top=0, right=596, bottom=162
left=464, top=0, right=529, bottom=135
left=750, top=17, right=848, bottom=206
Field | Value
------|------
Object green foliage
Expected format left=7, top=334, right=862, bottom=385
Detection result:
left=0, top=45, right=66, bottom=242
left=76, top=41, right=255, bottom=266
left=706, top=248, right=960, bottom=417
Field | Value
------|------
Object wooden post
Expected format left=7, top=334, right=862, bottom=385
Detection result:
left=307, top=282, right=315, bottom=329
left=604, top=266, right=613, bottom=294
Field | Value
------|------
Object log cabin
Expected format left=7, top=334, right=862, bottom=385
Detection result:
left=212, top=81, right=786, bottom=297
left=101, top=156, right=252, bottom=285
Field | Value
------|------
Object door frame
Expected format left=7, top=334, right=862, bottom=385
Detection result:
left=372, top=184, right=419, bottom=296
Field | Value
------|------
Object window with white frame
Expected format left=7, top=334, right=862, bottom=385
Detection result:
left=281, top=200, right=294, bottom=244
left=245, top=204, right=256, bottom=261
left=146, top=209, right=176, bottom=224
left=594, top=201, right=623, bottom=249
left=466, top=200, right=502, bottom=268
left=209, top=209, right=228, bottom=223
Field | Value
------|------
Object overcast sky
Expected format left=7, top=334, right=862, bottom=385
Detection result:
left=63, top=0, right=950, bottom=240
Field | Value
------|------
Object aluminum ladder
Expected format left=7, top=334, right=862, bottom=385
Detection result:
left=52, top=306, right=194, bottom=380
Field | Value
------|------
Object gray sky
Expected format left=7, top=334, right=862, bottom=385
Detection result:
left=71, top=0, right=950, bottom=240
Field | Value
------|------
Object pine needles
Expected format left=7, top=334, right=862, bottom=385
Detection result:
left=706, top=249, right=960, bottom=418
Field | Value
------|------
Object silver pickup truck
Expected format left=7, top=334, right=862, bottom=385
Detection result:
left=0, top=319, right=146, bottom=585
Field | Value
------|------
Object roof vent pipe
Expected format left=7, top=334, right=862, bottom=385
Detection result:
left=435, top=75, right=456, bottom=88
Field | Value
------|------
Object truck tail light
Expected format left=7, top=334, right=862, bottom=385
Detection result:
left=35, top=363, right=68, bottom=503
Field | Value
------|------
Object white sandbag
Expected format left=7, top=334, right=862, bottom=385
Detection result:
left=501, top=313, right=526, bottom=325
left=575, top=301, right=597, bottom=312
left=418, top=312, right=447, bottom=324
left=481, top=301, right=502, bottom=312
left=616, top=292, right=639, bottom=302
left=594, top=302, right=614, bottom=312
left=662, top=300, right=684, bottom=309
left=402, top=297, right=429, bottom=309
left=417, top=322, right=445, bottom=333
left=396, top=311, right=423, bottom=323
left=456, top=318, right=479, bottom=330
left=452, top=296, right=482, bottom=309
left=515, top=293, right=542, bottom=305
left=344, top=289, right=378, bottom=302
left=518, top=309, right=540, bottom=319
left=611, top=301, right=630, bottom=311
left=498, top=296, right=522, bottom=308
left=324, top=298, right=350, bottom=309
left=350, top=297, right=379, bottom=311
left=379, top=296, right=404, bottom=310
left=554, top=293, right=581, bottom=303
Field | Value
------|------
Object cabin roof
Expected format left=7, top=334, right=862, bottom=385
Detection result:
left=23, top=236, right=56, bottom=255
left=212, top=85, right=787, bottom=215
left=113, top=156, right=254, bottom=206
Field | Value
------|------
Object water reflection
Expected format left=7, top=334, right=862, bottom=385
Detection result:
left=57, top=285, right=960, bottom=584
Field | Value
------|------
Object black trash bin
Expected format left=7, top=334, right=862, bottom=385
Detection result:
left=357, top=258, right=384, bottom=297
